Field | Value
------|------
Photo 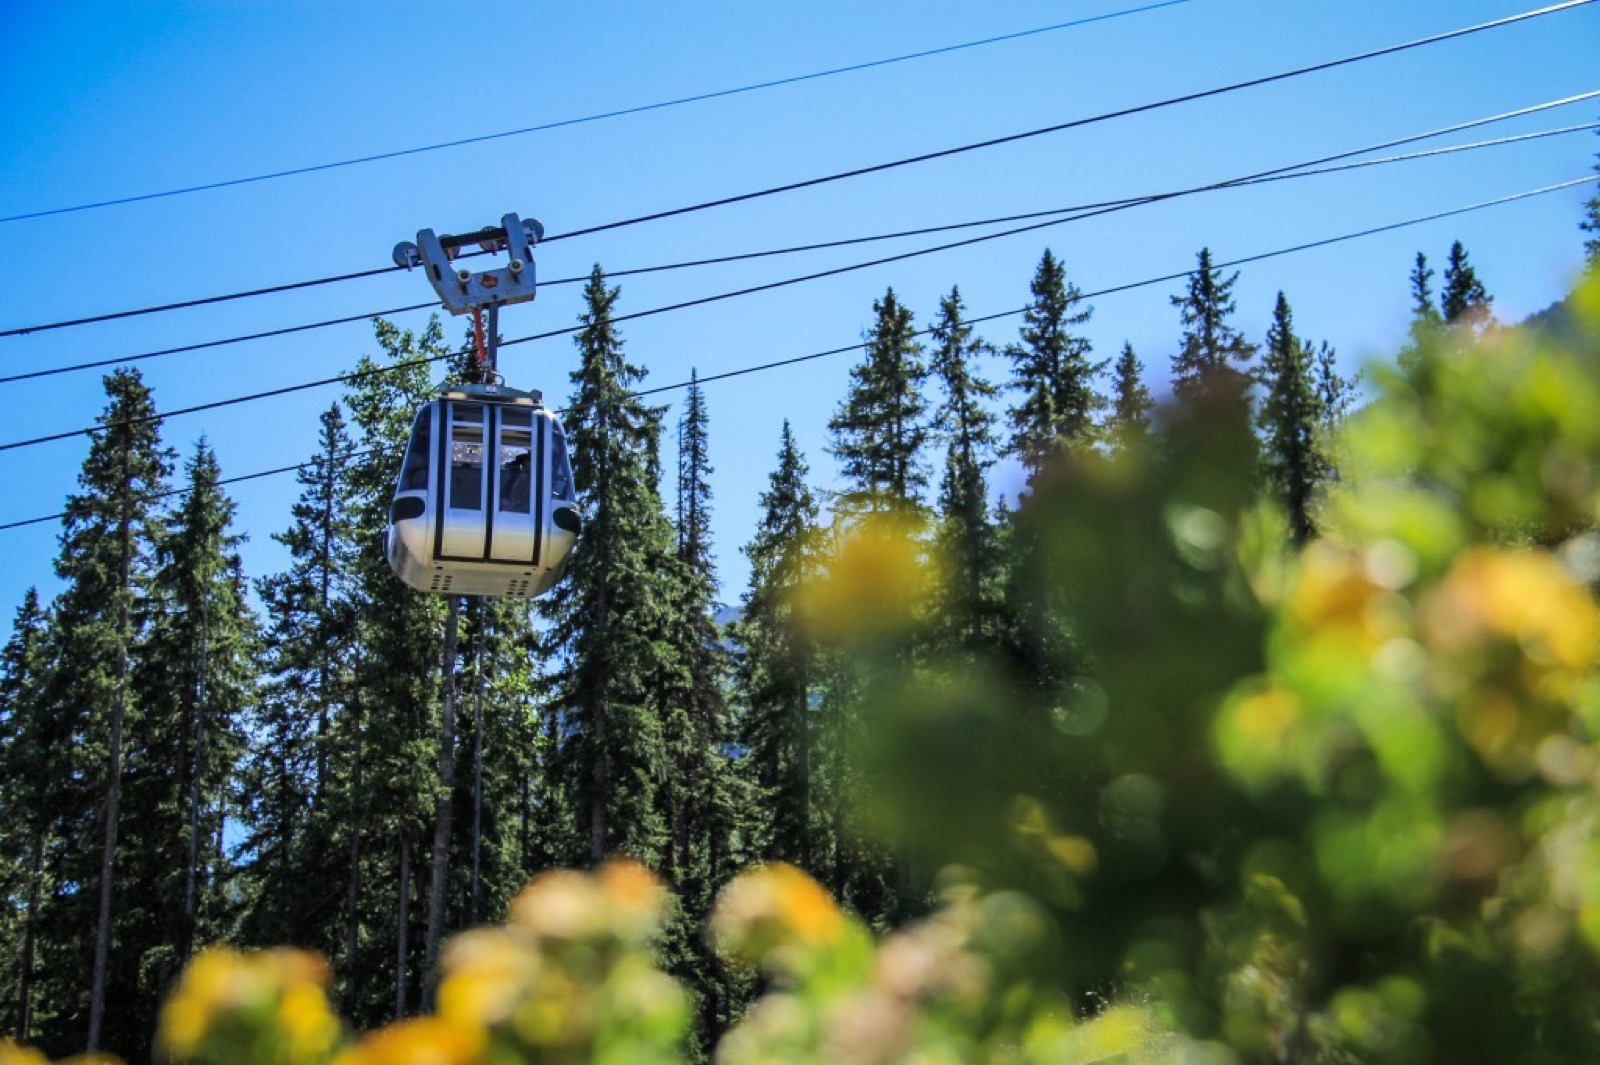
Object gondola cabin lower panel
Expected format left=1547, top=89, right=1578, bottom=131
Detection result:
left=386, top=387, right=579, bottom=598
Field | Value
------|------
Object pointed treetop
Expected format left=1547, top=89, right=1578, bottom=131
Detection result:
left=676, top=368, right=715, bottom=578
left=1441, top=240, right=1492, bottom=327
left=1169, top=247, right=1255, bottom=404
left=1006, top=249, right=1102, bottom=480
left=1107, top=341, right=1154, bottom=451
left=1582, top=132, right=1600, bottom=269
left=828, top=287, right=929, bottom=513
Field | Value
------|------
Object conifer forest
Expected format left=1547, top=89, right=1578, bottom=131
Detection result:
left=2, top=135, right=1600, bottom=1065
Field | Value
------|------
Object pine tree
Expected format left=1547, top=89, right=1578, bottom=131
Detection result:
left=113, top=441, right=255, bottom=1055
left=1584, top=134, right=1600, bottom=269
left=1257, top=294, right=1324, bottom=546
left=537, top=267, right=674, bottom=868
left=1006, top=250, right=1103, bottom=481
left=1441, top=240, right=1492, bottom=327
left=1170, top=247, right=1256, bottom=404
left=240, top=404, right=359, bottom=951
left=928, top=288, right=1003, bottom=651
left=1409, top=253, right=1443, bottom=329
left=1106, top=341, right=1154, bottom=453
left=1398, top=252, right=1443, bottom=372
left=826, top=289, right=934, bottom=924
left=676, top=371, right=713, bottom=567
left=734, top=423, right=823, bottom=869
left=828, top=289, right=929, bottom=514
left=29, top=370, right=171, bottom=1054
left=338, top=317, right=449, bottom=1026
left=662, top=373, right=747, bottom=1052
left=0, top=590, right=53, bottom=1041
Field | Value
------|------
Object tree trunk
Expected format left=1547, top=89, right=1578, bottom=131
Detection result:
left=182, top=585, right=209, bottom=963
left=422, top=595, right=462, bottom=1008
left=470, top=604, right=486, bottom=924
left=315, top=436, right=336, bottom=800
left=17, top=829, right=44, bottom=1039
left=590, top=698, right=608, bottom=864
left=87, top=497, right=134, bottom=1052
left=342, top=690, right=365, bottom=1016
left=394, top=830, right=411, bottom=1021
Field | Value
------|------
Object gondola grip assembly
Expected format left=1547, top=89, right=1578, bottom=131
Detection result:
left=393, top=213, right=545, bottom=315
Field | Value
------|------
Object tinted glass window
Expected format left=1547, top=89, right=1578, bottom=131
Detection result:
left=498, top=428, right=533, bottom=513
left=400, top=406, right=432, bottom=492
left=450, top=419, right=484, bottom=510
left=550, top=420, right=575, bottom=502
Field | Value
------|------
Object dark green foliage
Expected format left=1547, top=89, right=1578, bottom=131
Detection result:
left=676, top=371, right=713, bottom=572
left=1441, top=239, right=1492, bottom=327
left=119, top=440, right=257, bottom=1056
left=929, top=288, right=1003, bottom=653
left=1005, top=250, right=1104, bottom=480
left=1584, top=134, right=1600, bottom=268
left=828, top=289, right=929, bottom=513
left=1399, top=252, right=1442, bottom=373
left=662, top=374, right=746, bottom=1056
left=1257, top=293, right=1325, bottom=545
left=1410, top=252, right=1442, bottom=328
left=1169, top=247, right=1256, bottom=404
left=338, top=318, right=450, bottom=1026
left=733, top=423, right=824, bottom=870
left=0, top=590, right=53, bottom=1042
left=31, top=369, right=172, bottom=1055
left=1105, top=341, right=1154, bottom=453
left=239, top=405, right=359, bottom=953
left=537, top=267, right=675, bottom=867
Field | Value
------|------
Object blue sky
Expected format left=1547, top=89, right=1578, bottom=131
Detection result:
left=0, top=0, right=1596, bottom=618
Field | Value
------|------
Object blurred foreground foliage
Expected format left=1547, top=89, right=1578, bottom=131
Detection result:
left=11, top=278, right=1600, bottom=1064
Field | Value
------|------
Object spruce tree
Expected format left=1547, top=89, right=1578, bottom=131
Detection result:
left=115, top=441, right=255, bottom=1055
left=1440, top=240, right=1492, bottom=327
left=1106, top=341, right=1154, bottom=453
left=537, top=267, right=674, bottom=867
left=1410, top=253, right=1443, bottom=329
left=0, top=590, right=53, bottom=1041
left=1006, top=250, right=1103, bottom=481
left=733, top=423, right=823, bottom=869
left=1169, top=247, right=1256, bottom=404
left=1399, top=252, right=1443, bottom=372
left=1257, top=293, right=1324, bottom=546
left=31, top=369, right=171, bottom=1054
left=338, top=317, right=449, bottom=1026
left=663, top=373, right=745, bottom=1052
left=240, top=404, right=358, bottom=951
left=676, top=371, right=713, bottom=567
left=928, top=288, right=1003, bottom=651
left=828, top=288, right=929, bottom=514
left=1584, top=136, right=1600, bottom=269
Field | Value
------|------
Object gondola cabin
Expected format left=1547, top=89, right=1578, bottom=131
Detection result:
left=387, top=383, right=579, bottom=598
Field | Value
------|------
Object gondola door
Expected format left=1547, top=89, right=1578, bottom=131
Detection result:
left=487, top=406, right=542, bottom=566
left=438, top=402, right=490, bottom=561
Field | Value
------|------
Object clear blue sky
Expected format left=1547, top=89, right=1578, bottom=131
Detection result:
left=0, top=0, right=1596, bottom=618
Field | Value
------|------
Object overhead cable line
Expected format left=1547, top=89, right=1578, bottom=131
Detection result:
left=3, top=0, right=1589, bottom=340
left=630, top=177, right=1600, bottom=398
left=5, top=102, right=1594, bottom=387
left=541, top=0, right=1599, bottom=243
left=0, top=0, right=1196, bottom=226
left=0, top=175, right=1591, bottom=534
left=0, top=450, right=385, bottom=532
left=0, top=174, right=1590, bottom=465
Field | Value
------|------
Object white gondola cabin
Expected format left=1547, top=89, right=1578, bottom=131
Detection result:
left=386, top=382, right=579, bottom=598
